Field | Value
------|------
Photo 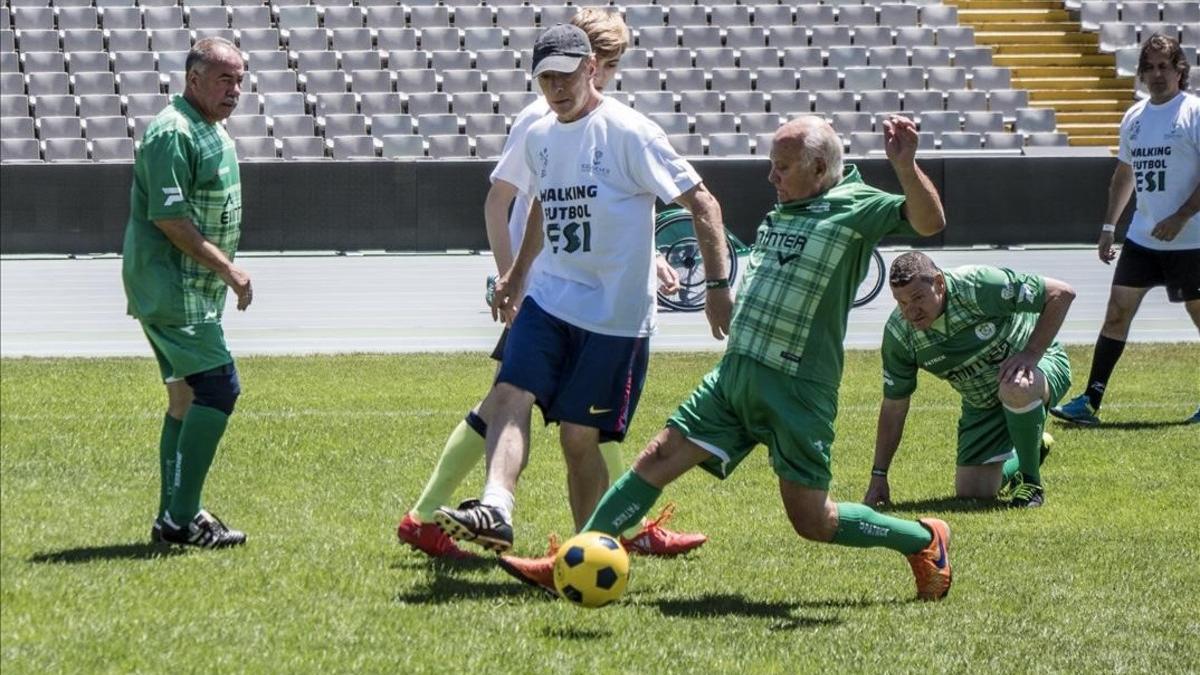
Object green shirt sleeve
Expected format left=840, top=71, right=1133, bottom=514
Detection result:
left=971, top=266, right=1047, bottom=317
left=846, top=188, right=917, bottom=242
left=141, top=128, right=194, bottom=222
left=881, top=313, right=918, bottom=400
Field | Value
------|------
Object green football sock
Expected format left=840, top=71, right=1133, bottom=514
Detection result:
left=411, top=416, right=486, bottom=522
left=158, top=414, right=184, bottom=517
left=1001, top=456, right=1020, bottom=485
left=1004, top=400, right=1046, bottom=485
left=582, top=470, right=661, bottom=537
left=832, top=503, right=932, bottom=555
left=598, top=442, right=641, bottom=539
left=167, top=404, right=229, bottom=524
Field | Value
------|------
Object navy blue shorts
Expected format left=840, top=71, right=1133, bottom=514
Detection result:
left=497, top=298, right=650, bottom=443
left=1113, top=239, right=1200, bottom=302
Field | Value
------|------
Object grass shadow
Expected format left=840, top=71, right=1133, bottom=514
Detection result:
left=390, top=556, right=499, bottom=573
left=28, top=543, right=189, bottom=564
left=654, top=593, right=843, bottom=631
left=1055, top=420, right=1195, bottom=431
left=394, top=574, right=538, bottom=605
left=881, top=495, right=1007, bottom=514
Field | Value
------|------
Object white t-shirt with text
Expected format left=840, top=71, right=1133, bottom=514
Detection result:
left=1117, top=91, right=1200, bottom=251
left=522, top=97, right=702, bottom=337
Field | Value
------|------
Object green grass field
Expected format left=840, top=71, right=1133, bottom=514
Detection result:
left=2, top=344, right=1198, bottom=673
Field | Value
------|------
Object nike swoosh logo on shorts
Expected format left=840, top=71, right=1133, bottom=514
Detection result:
left=588, top=405, right=613, bottom=415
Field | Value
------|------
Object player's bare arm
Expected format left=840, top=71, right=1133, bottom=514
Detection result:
left=484, top=179, right=521, bottom=276
left=999, top=277, right=1076, bottom=385
left=865, top=396, right=911, bottom=506
left=674, top=183, right=732, bottom=340
left=1151, top=180, right=1200, bottom=242
left=491, top=199, right=544, bottom=324
left=153, top=217, right=252, bottom=310
left=1100, top=162, right=1135, bottom=263
left=882, top=115, right=946, bottom=236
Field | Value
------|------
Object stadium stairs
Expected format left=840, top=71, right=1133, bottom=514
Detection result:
left=949, top=0, right=1131, bottom=147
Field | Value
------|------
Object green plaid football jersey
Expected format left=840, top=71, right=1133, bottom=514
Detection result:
left=726, top=165, right=917, bottom=386
left=881, top=265, right=1065, bottom=409
left=122, top=95, right=242, bottom=325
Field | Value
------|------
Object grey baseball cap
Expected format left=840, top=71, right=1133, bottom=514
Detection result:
left=531, top=23, right=592, bottom=77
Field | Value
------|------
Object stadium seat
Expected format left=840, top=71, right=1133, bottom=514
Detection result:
left=286, top=28, right=331, bottom=52
left=360, top=94, right=405, bottom=118
left=724, top=90, right=767, bottom=114
left=939, top=131, right=982, bottom=150
left=678, top=90, right=721, bottom=113
left=235, top=135, right=279, bottom=160
left=680, top=26, right=723, bottom=48
left=59, top=7, right=101, bottom=30
left=1016, top=107, right=1056, bottom=133
left=958, top=111, right=1001, bottom=134
left=1162, top=1, right=1200, bottom=24
left=394, top=68, right=437, bottom=93
left=895, top=26, right=936, bottom=47
left=117, top=71, right=162, bottom=95
left=464, top=113, right=506, bottom=136
left=410, top=6, right=451, bottom=28
left=314, top=92, right=358, bottom=115
left=921, top=4, right=959, bottom=27
left=849, top=131, right=884, bottom=155
left=125, top=93, right=168, bottom=117
left=226, top=114, right=269, bottom=138
left=904, top=89, right=944, bottom=113
left=294, top=50, right=337, bottom=74
left=936, top=27, right=976, bottom=49
left=376, top=28, right=419, bottom=52
left=331, top=28, right=373, bottom=52
left=738, top=47, right=780, bottom=69
left=886, top=66, right=926, bottom=91
left=416, top=113, right=459, bottom=136
left=271, top=113, right=316, bottom=138
left=652, top=48, right=692, bottom=69
left=694, top=112, right=738, bottom=135
left=280, top=135, right=327, bottom=159
left=648, top=112, right=689, bottom=135
left=853, top=27, right=895, bottom=48
left=920, top=110, right=961, bottom=135
left=451, top=92, right=494, bottom=115
left=369, top=112, right=414, bottom=138
left=738, top=112, right=781, bottom=135
left=927, top=66, right=967, bottom=90
left=712, top=5, right=751, bottom=26
left=667, top=133, right=703, bottom=156
left=668, top=5, right=707, bottom=26
left=879, top=3, right=920, bottom=27
left=781, top=47, right=824, bottom=68
left=631, top=91, right=676, bottom=113
left=442, top=69, right=483, bottom=94
left=496, top=91, right=536, bottom=114
left=844, top=66, right=885, bottom=92
left=231, top=6, right=271, bottom=29
left=494, top=6, right=535, bottom=28
left=406, top=92, right=450, bottom=116
left=912, top=47, right=952, bottom=67
left=797, top=68, right=839, bottom=91
left=324, top=6, right=365, bottom=29
left=796, top=5, right=835, bottom=26
left=1, top=95, right=32, bottom=118
left=860, top=89, right=902, bottom=114
left=506, top=27, right=540, bottom=50
left=1026, top=131, right=1068, bottom=147
left=1, top=116, right=36, bottom=139
left=188, top=6, right=229, bottom=29
left=538, top=6, right=578, bottom=26
left=828, top=46, right=870, bottom=70
left=380, top=133, right=424, bottom=158
left=111, top=51, right=155, bottom=74
left=79, top=94, right=122, bottom=118
left=953, top=46, right=994, bottom=69
left=473, top=133, right=506, bottom=159
left=43, top=137, right=89, bottom=162
left=426, top=134, right=470, bottom=158
left=811, top=25, right=853, bottom=47
left=22, top=52, right=67, bottom=74
left=829, top=110, right=873, bottom=134
left=91, top=136, right=134, bottom=161
left=323, top=114, right=368, bottom=139
left=752, top=4, right=793, bottom=27
left=83, top=115, right=129, bottom=139
left=256, top=70, right=300, bottom=94
left=983, top=131, right=1024, bottom=150
left=1, top=137, right=42, bottom=162
left=769, top=90, right=811, bottom=116
left=303, top=69, right=351, bottom=94
left=947, top=89, right=989, bottom=111
left=1098, top=22, right=1137, bottom=52
left=239, top=28, right=283, bottom=52
left=637, top=26, right=680, bottom=49
left=485, top=69, right=527, bottom=94
left=476, top=49, right=520, bottom=71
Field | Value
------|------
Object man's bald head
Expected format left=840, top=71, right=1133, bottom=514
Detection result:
left=768, top=115, right=844, bottom=202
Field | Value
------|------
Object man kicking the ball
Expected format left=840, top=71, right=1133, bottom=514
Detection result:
left=501, top=116, right=956, bottom=602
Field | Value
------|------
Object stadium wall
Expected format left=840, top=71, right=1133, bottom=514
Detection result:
left=0, top=156, right=1122, bottom=255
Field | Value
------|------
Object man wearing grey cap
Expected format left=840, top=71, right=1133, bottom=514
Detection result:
left=433, top=23, right=731, bottom=557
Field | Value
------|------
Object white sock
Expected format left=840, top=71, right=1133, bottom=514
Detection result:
left=481, top=482, right=514, bottom=522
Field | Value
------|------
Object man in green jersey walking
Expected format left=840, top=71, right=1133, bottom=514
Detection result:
left=864, top=252, right=1076, bottom=510
left=501, top=115, right=955, bottom=601
left=122, top=37, right=250, bottom=548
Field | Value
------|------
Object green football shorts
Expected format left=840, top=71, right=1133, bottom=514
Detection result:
left=142, top=321, right=234, bottom=383
left=957, top=346, right=1072, bottom=466
left=667, top=353, right=837, bottom=490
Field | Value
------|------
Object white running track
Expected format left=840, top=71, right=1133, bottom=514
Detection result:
left=1, top=247, right=1197, bottom=357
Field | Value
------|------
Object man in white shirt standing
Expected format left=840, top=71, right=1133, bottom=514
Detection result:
left=1053, top=33, right=1200, bottom=426
left=395, top=9, right=706, bottom=560
left=433, top=23, right=733, bottom=554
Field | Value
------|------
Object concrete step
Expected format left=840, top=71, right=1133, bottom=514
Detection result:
left=994, top=53, right=1115, bottom=67
left=958, top=9, right=1073, bottom=22
left=1011, top=65, right=1122, bottom=78
left=978, top=31, right=1098, bottom=44
left=1029, top=88, right=1136, bottom=101
left=993, top=43, right=1102, bottom=55
left=1055, top=111, right=1125, bottom=124
left=963, top=21, right=1080, bottom=32
left=1013, top=76, right=1134, bottom=89
left=1068, top=136, right=1119, bottom=147
left=1060, top=122, right=1122, bottom=134
left=1034, top=99, right=1132, bottom=112
left=949, top=0, right=1063, bottom=9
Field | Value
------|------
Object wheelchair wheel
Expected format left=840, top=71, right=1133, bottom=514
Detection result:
left=655, top=209, right=740, bottom=312
left=852, top=248, right=886, bottom=309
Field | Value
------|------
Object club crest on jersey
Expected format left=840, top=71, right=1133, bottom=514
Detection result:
left=975, top=322, right=996, bottom=340
left=581, top=148, right=609, bottom=177
left=1001, top=284, right=1015, bottom=300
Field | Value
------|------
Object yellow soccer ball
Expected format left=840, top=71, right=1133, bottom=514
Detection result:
left=553, top=531, right=630, bottom=608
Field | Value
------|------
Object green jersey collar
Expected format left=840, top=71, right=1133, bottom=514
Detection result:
left=775, top=165, right=862, bottom=214
left=172, top=93, right=212, bottom=127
